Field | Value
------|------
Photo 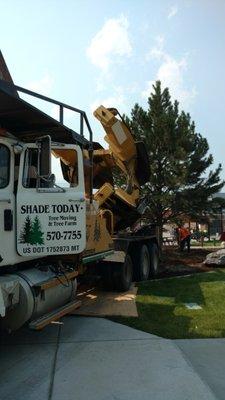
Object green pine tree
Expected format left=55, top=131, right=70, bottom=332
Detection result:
left=124, top=81, right=224, bottom=245
left=30, top=216, right=44, bottom=245
left=19, top=216, right=32, bottom=244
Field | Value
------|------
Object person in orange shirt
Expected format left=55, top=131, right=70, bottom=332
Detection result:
left=178, top=226, right=191, bottom=252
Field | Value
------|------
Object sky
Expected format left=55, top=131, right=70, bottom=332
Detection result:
left=0, top=0, right=225, bottom=177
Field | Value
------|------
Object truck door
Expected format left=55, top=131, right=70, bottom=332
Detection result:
left=0, top=141, right=16, bottom=266
left=16, top=143, right=86, bottom=258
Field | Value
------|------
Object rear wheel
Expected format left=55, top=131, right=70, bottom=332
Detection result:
left=100, top=262, right=114, bottom=290
left=138, top=244, right=150, bottom=281
left=113, top=254, right=133, bottom=292
left=148, top=242, right=159, bottom=277
left=131, top=243, right=151, bottom=281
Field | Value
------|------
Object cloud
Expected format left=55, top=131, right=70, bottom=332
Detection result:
left=147, top=35, right=165, bottom=60
left=26, top=73, right=53, bottom=94
left=90, top=87, right=126, bottom=114
left=143, top=37, right=197, bottom=110
left=86, top=15, right=132, bottom=72
left=19, top=73, right=54, bottom=116
left=167, top=5, right=178, bottom=19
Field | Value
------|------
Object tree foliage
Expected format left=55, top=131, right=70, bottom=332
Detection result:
left=124, top=81, right=224, bottom=235
left=19, top=216, right=32, bottom=244
left=30, top=216, right=44, bottom=245
left=19, top=215, right=44, bottom=245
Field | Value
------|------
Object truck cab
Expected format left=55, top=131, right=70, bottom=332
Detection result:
left=0, top=135, right=86, bottom=267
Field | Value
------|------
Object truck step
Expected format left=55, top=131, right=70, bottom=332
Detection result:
left=29, top=300, right=81, bottom=330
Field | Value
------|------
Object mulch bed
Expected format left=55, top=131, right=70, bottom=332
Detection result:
left=157, top=247, right=216, bottom=278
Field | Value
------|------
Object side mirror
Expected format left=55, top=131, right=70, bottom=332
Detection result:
left=36, top=135, right=51, bottom=188
left=49, top=173, right=56, bottom=187
left=37, top=135, right=51, bottom=179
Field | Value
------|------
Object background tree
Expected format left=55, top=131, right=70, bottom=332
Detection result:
left=123, top=81, right=224, bottom=244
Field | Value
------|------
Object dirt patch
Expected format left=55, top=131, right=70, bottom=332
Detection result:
left=158, top=247, right=216, bottom=278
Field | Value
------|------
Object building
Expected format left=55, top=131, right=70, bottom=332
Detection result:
left=208, top=193, right=225, bottom=237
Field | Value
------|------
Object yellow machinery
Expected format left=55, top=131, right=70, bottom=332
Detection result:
left=53, top=104, right=151, bottom=258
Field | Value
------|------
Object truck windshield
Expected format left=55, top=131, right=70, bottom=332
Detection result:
left=0, top=145, right=10, bottom=189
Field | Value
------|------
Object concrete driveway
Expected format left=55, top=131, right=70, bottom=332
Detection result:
left=0, top=317, right=224, bottom=400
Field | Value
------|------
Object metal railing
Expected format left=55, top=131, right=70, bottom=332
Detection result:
left=14, top=84, right=93, bottom=145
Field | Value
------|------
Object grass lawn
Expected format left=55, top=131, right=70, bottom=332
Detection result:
left=191, top=240, right=221, bottom=247
left=111, top=269, right=225, bottom=339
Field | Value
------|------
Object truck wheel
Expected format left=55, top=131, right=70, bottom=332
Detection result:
left=149, top=242, right=159, bottom=277
left=138, top=244, right=150, bottom=281
left=101, top=262, right=114, bottom=290
left=113, top=254, right=133, bottom=292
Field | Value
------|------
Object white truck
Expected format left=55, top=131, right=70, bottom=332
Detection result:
left=0, top=52, right=159, bottom=331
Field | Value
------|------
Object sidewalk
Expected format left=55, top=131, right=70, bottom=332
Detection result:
left=0, top=317, right=223, bottom=400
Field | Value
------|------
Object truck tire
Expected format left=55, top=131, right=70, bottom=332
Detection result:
left=148, top=242, right=159, bottom=277
left=101, top=262, right=114, bottom=290
left=113, top=254, right=133, bottom=292
left=137, top=244, right=151, bottom=281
